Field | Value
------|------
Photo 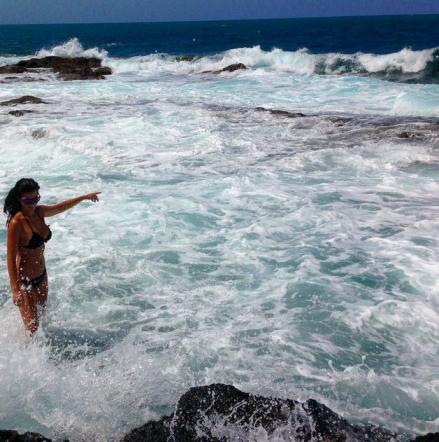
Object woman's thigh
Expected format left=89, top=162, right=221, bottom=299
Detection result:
left=18, top=291, right=39, bottom=334
left=34, top=274, right=48, bottom=306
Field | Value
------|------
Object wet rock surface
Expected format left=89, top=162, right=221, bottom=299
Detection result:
left=8, top=110, right=35, bottom=117
left=1, top=384, right=438, bottom=441
left=0, top=56, right=112, bottom=81
left=255, top=106, right=306, bottom=118
left=0, top=430, right=51, bottom=441
left=122, top=384, right=398, bottom=442
left=0, top=96, right=46, bottom=106
left=203, top=63, right=247, bottom=74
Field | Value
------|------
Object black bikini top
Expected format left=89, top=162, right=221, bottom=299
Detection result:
left=22, top=212, right=52, bottom=249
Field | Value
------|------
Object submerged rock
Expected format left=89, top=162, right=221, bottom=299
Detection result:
left=412, top=434, right=439, bottom=441
left=0, top=56, right=112, bottom=81
left=0, top=96, right=45, bottom=106
left=122, top=383, right=397, bottom=442
left=8, top=110, right=34, bottom=117
left=218, top=63, right=247, bottom=72
left=0, top=430, right=51, bottom=441
left=203, top=63, right=247, bottom=74
left=398, top=131, right=417, bottom=139
left=175, top=55, right=196, bottom=62
left=255, top=106, right=306, bottom=118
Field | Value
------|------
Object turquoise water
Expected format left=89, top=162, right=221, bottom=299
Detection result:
left=0, top=18, right=439, bottom=441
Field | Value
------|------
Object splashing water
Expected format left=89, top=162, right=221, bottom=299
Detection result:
left=0, top=28, right=439, bottom=441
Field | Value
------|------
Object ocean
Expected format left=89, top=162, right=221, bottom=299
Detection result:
left=0, top=15, right=439, bottom=441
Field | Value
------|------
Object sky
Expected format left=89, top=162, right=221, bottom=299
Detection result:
left=0, top=0, right=438, bottom=25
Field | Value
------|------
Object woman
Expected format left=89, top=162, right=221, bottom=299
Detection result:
left=4, top=178, right=100, bottom=337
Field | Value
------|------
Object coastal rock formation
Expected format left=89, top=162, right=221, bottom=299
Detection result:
left=0, top=96, right=45, bottom=106
left=1, top=384, right=439, bottom=441
left=0, top=430, right=51, bottom=441
left=8, top=110, right=34, bottom=117
left=255, top=106, right=306, bottom=118
left=122, top=383, right=397, bottom=442
left=203, top=63, right=247, bottom=74
left=0, top=56, right=112, bottom=81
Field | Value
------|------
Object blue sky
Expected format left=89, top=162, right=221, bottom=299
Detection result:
left=0, top=0, right=438, bottom=25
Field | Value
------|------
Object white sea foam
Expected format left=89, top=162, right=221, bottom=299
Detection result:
left=36, top=37, right=108, bottom=59
left=0, top=38, right=439, bottom=440
left=105, top=45, right=438, bottom=78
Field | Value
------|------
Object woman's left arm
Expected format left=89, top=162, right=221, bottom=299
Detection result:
left=39, top=192, right=101, bottom=217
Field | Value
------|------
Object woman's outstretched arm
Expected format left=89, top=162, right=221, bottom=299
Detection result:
left=38, top=192, right=100, bottom=218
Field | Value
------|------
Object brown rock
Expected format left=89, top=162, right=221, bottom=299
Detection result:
left=398, top=131, right=416, bottom=139
left=9, top=110, right=34, bottom=117
left=1, top=96, right=46, bottom=106
left=0, top=56, right=112, bottom=81
left=255, top=106, right=305, bottom=118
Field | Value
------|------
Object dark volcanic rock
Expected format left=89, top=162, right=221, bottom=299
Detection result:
left=255, top=106, right=306, bottom=118
left=412, top=434, right=439, bottom=442
left=0, top=56, right=112, bottom=81
left=121, top=383, right=397, bottom=442
left=0, top=65, right=27, bottom=74
left=0, top=430, right=51, bottom=441
left=0, top=96, right=45, bottom=106
left=203, top=63, right=247, bottom=74
left=8, top=110, right=34, bottom=117
left=175, top=55, right=196, bottom=62
left=217, top=63, right=247, bottom=73
left=398, top=131, right=417, bottom=139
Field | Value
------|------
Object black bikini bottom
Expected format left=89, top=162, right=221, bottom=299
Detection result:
left=22, top=268, right=47, bottom=291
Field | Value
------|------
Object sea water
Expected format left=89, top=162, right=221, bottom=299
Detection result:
left=0, top=16, right=439, bottom=441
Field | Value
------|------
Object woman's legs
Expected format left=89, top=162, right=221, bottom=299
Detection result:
left=18, top=275, right=48, bottom=337
left=18, top=290, right=39, bottom=336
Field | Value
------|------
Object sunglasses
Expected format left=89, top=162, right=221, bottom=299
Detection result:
left=21, top=194, right=40, bottom=205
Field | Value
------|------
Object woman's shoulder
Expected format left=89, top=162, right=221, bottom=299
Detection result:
left=9, top=212, right=25, bottom=227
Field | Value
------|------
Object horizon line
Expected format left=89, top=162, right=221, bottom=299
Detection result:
left=1, top=12, right=438, bottom=27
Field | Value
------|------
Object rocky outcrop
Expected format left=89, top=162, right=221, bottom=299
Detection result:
left=175, top=55, right=196, bottom=62
left=122, top=383, right=397, bottom=442
left=1, top=384, right=438, bottom=441
left=0, top=96, right=45, bottom=106
left=0, top=56, right=112, bottom=81
left=0, top=430, right=51, bottom=441
left=255, top=106, right=306, bottom=118
left=203, top=63, right=247, bottom=74
left=8, top=110, right=34, bottom=117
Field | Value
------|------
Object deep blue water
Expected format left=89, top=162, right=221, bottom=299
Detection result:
left=0, top=15, right=439, bottom=57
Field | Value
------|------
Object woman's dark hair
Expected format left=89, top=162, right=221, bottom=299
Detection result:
left=3, top=178, right=40, bottom=225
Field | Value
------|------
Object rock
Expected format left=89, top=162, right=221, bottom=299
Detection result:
left=0, top=430, right=52, bottom=441
left=203, top=63, right=247, bottom=74
left=121, top=383, right=397, bottom=442
left=175, top=55, right=195, bottom=62
left=32, top=128, right=47, bottom=139
left=8, top=110, right=34, bottom=117
left=217, top=63, right=247, bottom=73
left=0, top=65, right=27, bottom=74
left=1, top=96, right=45, bottom=106
left=398, top=131, right=417, bottom=139
left=0, top=56, right=112, bottom=81
left=255, top=106, right=305, bottom=118
left=412, top=434, right=439, bottom=442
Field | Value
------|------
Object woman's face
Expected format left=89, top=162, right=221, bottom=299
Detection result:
left=20, top=190, right=40, bottom=208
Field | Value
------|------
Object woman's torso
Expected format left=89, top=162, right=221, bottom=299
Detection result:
left=14, top=207, right=51, bottom=280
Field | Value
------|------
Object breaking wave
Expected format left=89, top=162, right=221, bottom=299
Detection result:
left=16, top=38, right=439, bottom=84
left=36, top=37, right=108, bottom=59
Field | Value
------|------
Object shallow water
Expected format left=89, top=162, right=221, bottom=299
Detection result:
left=0, top=24, right=439, bottom=440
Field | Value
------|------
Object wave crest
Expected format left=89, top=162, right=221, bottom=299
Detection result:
left=31, top=38, right=439, bottom=83
left=36, top=37, right=108, bottom=59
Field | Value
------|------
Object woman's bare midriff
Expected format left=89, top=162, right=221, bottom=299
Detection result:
left=17, top=247, right=46, bottom=281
